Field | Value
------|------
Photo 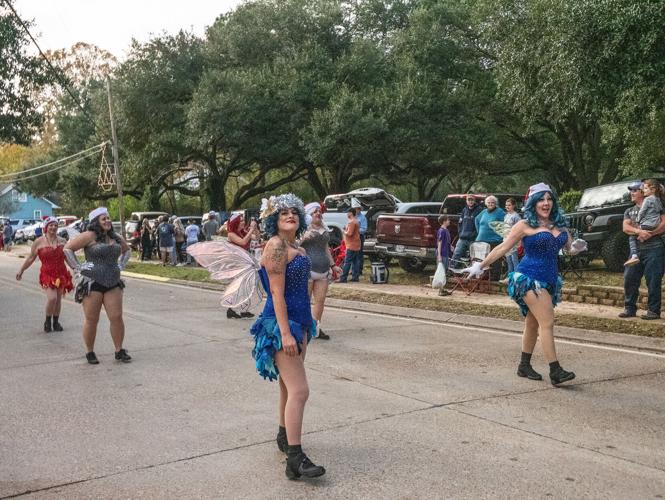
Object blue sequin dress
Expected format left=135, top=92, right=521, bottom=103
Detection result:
left=507, top=231, right=568, bottom=316
left=250, top=254, right=316, bottom=381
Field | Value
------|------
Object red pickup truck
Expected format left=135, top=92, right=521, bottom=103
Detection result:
left=375, top=194, right=522, bottom=272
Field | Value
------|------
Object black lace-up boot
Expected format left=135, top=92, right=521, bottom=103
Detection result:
left=549, top=361, right=575, bottom=386
left=44, top=316, right=52, bottom=333
left=517, top=352, right=542, bottom=380
left=285, top=445, right=326, bottom=480
left=52, top=316, right=63, bottom=332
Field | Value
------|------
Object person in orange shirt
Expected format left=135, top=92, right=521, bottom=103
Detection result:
left=338, top=208, right=361, bottom=282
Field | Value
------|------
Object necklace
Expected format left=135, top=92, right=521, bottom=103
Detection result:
left=538, top=219, right=554, bottom=230
left=44, top=234, right=58, bottom=247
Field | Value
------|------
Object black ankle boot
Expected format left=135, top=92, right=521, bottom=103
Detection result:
left=276, top=426, right=287, bottom=453
left=549, top=361, right=575, bottom=386
left=286, top=445, right=326, bottom=480
left=517, top=363, right=542, bottom=380
left=227, top=308, right=241, bottom=319
left=44, top=316, right=52, bottom=333
left=517, top=352, right=542, bottom=380
left=52, top=316, right=63, bottom=332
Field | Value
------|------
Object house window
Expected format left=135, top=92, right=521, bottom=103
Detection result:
left=11, top=190, right=27, bottom=202
left=33, top=210, right=42, bottom=220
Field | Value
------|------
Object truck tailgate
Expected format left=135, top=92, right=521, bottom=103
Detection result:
left=376, top=215, right=437, bottom=247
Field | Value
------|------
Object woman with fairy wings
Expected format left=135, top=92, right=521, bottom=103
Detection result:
left=188, top=193, right=326, bottom=481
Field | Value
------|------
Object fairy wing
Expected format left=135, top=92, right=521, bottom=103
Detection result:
left=489, top=221, right=511, bottom=238
left=187, top=241, right=263, bottom=310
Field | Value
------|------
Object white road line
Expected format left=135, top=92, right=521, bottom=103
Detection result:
left=329, top=306, right=665, bottom=360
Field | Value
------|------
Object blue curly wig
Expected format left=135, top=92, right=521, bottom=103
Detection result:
left=523, top=190, right=568, bottom=228
left=262, top=209, right=308, bottom=238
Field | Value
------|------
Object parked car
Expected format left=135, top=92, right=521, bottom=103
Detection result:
left=322, top=187, right=401, bottom=250
left=565, top=179, right=660, bottom=272
left=22, top=221, right=43, bottom=241
left=57, top=220, right=84, bottom=240
left=375, top=193, right=522, bottom=272
left=7, top=219, right=35, bottom=242
left=57, top=215, right=78, bottom=227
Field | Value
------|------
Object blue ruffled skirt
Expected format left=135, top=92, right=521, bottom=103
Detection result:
left=249, top=316, right=317, bottom=381
left=507, top=272, right=563, bottom=317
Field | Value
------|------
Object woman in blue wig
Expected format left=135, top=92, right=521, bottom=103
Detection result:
left=464, top=183, right=586, bottom=386
left=251, top=193, right=326, bottom=480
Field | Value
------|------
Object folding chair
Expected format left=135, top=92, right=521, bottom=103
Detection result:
left=558, top=250, right=585, bottom=279
left=448, top=242, right=492, bottom=295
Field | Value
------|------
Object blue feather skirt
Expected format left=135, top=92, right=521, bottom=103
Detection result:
left=249, top=316, right=317, bottom=381
left=507, top=272, right=563, bottom=317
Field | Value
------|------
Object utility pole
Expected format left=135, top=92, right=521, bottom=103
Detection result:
left=106, top=76, right=125, bottom=239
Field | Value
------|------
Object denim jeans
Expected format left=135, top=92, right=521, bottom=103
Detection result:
left=451, top=238, right=472, bottom=268
left=340, top=249, right=361, bottom=281
left=624, top=242, right=664, bottom=315
left=505, top=252, right=519, bottom=274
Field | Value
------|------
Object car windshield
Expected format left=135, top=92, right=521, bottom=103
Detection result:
left=442, top=198, right=468, bottom=214
left=578, top=182, right=632, bottom=209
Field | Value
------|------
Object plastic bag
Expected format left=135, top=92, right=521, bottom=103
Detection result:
left=432, top=262, right=447, bottom=289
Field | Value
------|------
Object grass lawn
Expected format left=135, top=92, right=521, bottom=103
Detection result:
left=126, top=257, right=663, bottom=338
left=125, top=261, right=215, bottom=283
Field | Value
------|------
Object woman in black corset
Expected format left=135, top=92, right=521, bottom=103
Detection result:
left=64, top=207, right=132, bottom=365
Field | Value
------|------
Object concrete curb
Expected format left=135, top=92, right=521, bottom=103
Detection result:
left=121, top=270, right=665, bottom=355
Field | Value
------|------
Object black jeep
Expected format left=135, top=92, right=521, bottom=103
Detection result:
left=566, top=179, right=645, bottom=272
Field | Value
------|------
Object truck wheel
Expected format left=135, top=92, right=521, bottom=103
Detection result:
left=399, top=257, right=427, bottom=273
left=600, top=232, right=629, bottom=272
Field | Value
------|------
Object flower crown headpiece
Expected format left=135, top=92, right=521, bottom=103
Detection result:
left=260, top=193, right=305, bottom=219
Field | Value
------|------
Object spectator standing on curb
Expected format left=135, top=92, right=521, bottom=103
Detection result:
left=436, top=215, right=452, bottom=296
left=503, top=198, right=522, bottom=274
left=625, top=179, right=665, bottom=267
left=3, top=221, right=13, bottom=252
left=152, top=216, right=162, bottom=260
left=202, top=211, right=220, bottom=241
left=475, top=195, right=505, bottom=280
left=338, top=208, right=361, bottom=282
left=451, top=195, right=482, bottom=267
left=355, top=204, right=368, bottom=275
left=140, top=218, right=152, bottom=261
left=174, top=218, right=186, bottom=264
left=619, top=181, right=665, bottom=320
left=184, top=219, right=200, bottom=265
left=157, top=216, right=175, bottom=266
left=0, top=222, right=5, bottom=251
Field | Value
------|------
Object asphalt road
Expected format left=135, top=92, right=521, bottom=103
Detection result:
left=1, top=254, right=665, bottom=499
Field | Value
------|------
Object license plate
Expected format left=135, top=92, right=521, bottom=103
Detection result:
left=395, top=245, right=405, bottom=252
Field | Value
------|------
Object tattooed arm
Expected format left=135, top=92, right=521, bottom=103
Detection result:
left=263, top=236, right=298, bottom=357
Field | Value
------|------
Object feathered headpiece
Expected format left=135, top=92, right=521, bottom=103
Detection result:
left=260, top=193, right=305, bottom=219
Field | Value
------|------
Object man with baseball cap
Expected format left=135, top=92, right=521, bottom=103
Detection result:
left=620, top=180, right=665, bottom=320
left=451, top=194, right=483, bottom=267
left=202, top=211, right=220, bottom=241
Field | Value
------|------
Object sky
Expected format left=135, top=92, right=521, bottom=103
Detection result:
left=14, top=0, right=244, bottom=59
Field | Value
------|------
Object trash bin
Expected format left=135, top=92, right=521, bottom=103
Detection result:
left=370, top=261, right=389, bottom=284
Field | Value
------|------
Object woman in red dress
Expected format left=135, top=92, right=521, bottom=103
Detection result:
left=16, top=217, right=73, bottom=332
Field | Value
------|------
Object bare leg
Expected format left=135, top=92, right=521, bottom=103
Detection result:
left=522, top=290, right=556, bottom=362
left=102, top=287, right=125, bottom=351
left=82, top=292, right=104, bottom=352
left=278, top=376, right=288, bottom=427
left=521, top=311, right=539, bottom=354
left=44, top=287, right=58, bottom=316
left=274, top=339, right=309, bottom=445
left=55, top=289, right=63, bottom=316
left=311, top=279, right=329, bottom=323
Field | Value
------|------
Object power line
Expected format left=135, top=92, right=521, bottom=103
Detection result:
left=0, top=141, right=108, bottom=179
left=0, top=0, right=99, bottom=128
left=2, top=147, right=106, bottom=183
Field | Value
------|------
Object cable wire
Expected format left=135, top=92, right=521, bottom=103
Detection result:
left=0, top=141, right=108, bottom=179
left=4, top=148, right=104, bottom=183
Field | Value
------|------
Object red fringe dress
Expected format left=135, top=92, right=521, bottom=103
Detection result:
left=38, top=245, right=74, bottom=293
